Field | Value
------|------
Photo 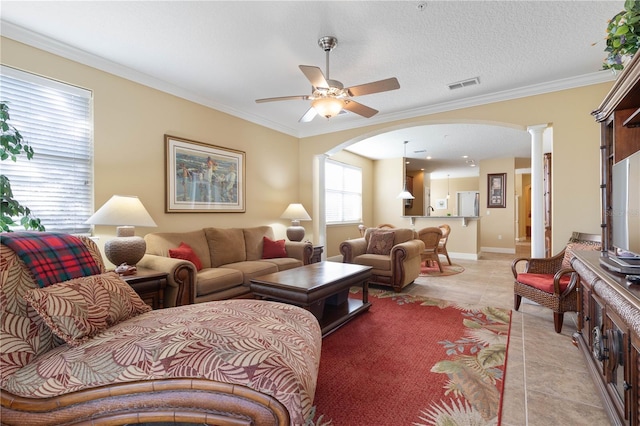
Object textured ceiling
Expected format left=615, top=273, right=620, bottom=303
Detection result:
left=0, top=1, right=623, bottom=177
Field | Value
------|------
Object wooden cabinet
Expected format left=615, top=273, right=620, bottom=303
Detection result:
left=573, top=251, right=640, bottom=425
left=121, top=267, right=168, bottom=310
left=574, top=56, right=640, bottom=425
left=592, top=54, right=640, bottom=251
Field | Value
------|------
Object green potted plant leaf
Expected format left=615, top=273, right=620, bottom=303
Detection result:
left=603, top=0, right=640, bottom=70
left=1, top=101, right=45, bottom=232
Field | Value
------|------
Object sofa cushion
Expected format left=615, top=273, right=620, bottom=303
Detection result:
left=353, top=254, right=392, bottom=271
left=205, top=228, right=246, bottom=267
left=196, top=267, right=245, bottom=297
left=244, top=226, right=275, bottom=261
left=262, top=236, right=287, bottom=259
left=1, top=300, right=322, bottom=425
left=145, top=229, right=211, bottom=269
left=0, top=237, right=106, bottom=380
left=223, top=261, right=278, bottom=284
left=23, top=272, right=151, bottom=346
left=260, top=258, right=303, bottom=271
left=517, top=273, right=572, bottom=294
left=169, top=242, right=203, bottom=271
left=366, top=230, right=395, bottom=255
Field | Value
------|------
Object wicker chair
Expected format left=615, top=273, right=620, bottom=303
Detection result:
left=377, top=223, right=396, bottom=229
left=511, top=232, right=601, bottom=333
left=417, top=227, right=443, bottom=272
left=438, top=224, right=452, bottom=265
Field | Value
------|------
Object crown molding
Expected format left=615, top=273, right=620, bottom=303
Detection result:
left=2, top=20, right=617, bottom=140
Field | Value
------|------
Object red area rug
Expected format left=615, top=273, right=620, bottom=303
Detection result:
left=308, top=288, right=511, bottom=425
left=420, top=262, right=465, bottom=277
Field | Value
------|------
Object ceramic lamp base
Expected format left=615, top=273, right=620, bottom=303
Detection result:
left=286, top=225, right=305, bottom=242
left=104, top=226, right=146, bottom=266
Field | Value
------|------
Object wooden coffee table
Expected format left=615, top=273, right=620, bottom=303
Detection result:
left=250, top=262, right=372, bottom=337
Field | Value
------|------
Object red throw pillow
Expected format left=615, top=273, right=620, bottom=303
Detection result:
left=262, top=236, right=287, bottom=259
left=169, top=242, right=203, bottom=271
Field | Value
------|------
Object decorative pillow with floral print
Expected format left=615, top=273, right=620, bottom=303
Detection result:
left=366, top=230, right=395, bottom=255
left=23, top=271, right=151, bottom=346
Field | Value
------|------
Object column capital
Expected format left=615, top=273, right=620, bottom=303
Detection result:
left=527, top=124, right=548, bottom=135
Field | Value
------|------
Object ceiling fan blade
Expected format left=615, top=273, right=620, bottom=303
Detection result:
left=299, top=107, right=318, bottom=123
left=342, top=100, right=378, bottom=118
left=255, top=95, right=310, bottom=103
left=299, top=65, right=329, bottom=89
left=347, top=77, right=400, bottom=97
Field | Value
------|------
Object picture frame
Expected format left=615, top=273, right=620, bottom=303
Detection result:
left=435, top=198, right=448, bottom=210
left=487, top=173, right=506, bottom=208
left=165, top=135, right=245, bottom=213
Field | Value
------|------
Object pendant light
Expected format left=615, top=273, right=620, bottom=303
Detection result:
left=447, top=174, right=451, bottom=199
left=397, top=141, right=415, bottom=199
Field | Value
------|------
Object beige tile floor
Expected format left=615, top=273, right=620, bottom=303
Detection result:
left=402, top=243, right=612, bottom=426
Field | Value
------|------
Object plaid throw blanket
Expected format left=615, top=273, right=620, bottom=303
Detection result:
left=1, top=232, right=101, bottom=288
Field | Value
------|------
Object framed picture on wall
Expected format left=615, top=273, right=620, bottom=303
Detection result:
left=487, top=173, right=506, bottom=208
left=165, top=135, right=245, bottom=212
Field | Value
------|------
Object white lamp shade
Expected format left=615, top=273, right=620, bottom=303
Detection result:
left=312, top=97, right=343, bottom=119
left=397, top=190, right=415, bottom=199
left=86, top=195, right=156, bottom=267
left=280, top=203, right=311, bottom=221
left=86, top=195, right=157, bottom=227
left=280, top=203, right=311, bottom=242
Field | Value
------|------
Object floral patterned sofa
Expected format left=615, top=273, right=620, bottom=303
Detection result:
left=0, top=232, right=321, bottom=425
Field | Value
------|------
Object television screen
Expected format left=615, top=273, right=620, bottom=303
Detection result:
left=611, top=150, right=640, bottom=258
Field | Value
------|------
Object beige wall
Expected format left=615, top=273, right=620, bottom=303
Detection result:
left=300, top=83, right=612, bottom=253
left=3, top=36, right=614, bottom=259
left=480, top=157, right=516, bottom=251
left=2, top=38, right=302, bottom=266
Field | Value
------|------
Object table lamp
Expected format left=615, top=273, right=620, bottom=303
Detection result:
left=86, top=195, right=157, bottom=266
left=280, top=203, right=311, bottom=242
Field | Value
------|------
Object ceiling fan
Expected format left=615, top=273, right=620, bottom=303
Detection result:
left=255, top=36, right=400, bottom=123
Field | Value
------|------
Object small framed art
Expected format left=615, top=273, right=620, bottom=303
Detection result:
left=487, top=173, right=506, bottom=208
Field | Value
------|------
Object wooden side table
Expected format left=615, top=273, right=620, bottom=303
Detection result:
left=311, top=246, right=324, bottom=263
left=120, top=267, right=168, bottom=310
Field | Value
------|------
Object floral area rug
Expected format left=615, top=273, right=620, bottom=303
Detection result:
left=419, top=262, right=465, bottom=277
left=307, top=288, right=511, bottom=426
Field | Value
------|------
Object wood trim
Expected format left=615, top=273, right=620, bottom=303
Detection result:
left=592, top=54, right=640, bottom=122
left=1, top=379, right=290, bottom=425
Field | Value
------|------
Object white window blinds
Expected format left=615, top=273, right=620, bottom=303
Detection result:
left=325, top=159, right=362, bottom=223
left=0, top=65, right=93, bottom=233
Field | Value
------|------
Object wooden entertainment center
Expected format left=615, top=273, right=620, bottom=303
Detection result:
left=572, top=53, right=640, bottom=426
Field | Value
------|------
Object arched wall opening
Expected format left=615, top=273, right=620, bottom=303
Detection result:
left=312, top=119, right=549, bottom=260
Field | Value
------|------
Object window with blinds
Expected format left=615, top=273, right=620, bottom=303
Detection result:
left=1, top=65, right=93, bottom=233
left=325, top=159, right=362, bottom=223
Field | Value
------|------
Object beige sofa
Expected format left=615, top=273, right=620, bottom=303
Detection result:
left=139, top=226, right=313, bottom=307
left=340, top=227, right=425, bottom=292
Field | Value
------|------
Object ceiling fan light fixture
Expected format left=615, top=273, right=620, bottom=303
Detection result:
left=312, top=97, right=343, bottom=119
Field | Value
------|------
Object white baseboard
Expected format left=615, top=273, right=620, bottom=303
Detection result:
left=448, top=252, right=479, bottom=261
left=481, top=247, right=516, bottom=254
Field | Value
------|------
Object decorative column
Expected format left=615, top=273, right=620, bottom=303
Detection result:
left=528, top=124, right=548, bottom=257
left=313, top=154, right=328, bottom=254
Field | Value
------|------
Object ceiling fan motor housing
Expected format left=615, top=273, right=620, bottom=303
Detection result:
left=318, top=36, right=338, bottom=52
